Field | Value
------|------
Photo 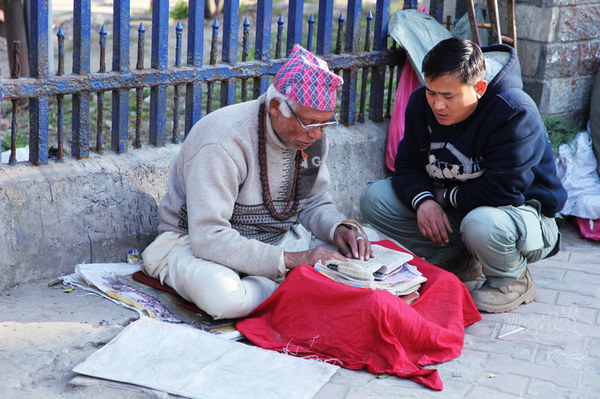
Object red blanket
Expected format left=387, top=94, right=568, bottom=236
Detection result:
left=236, top=240, right=481, bottom=390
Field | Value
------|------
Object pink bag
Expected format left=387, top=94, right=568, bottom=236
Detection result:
left=386, top=58, right=421, bottom=171
left=575, top=217, right=600, bottom=241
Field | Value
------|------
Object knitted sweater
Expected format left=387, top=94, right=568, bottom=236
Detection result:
left=392, top=44, right=567, bottom=217
left=157, top=94, right=346, bottom=278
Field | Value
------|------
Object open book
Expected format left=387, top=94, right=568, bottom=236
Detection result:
left=314, top=244, right=427, bottom=300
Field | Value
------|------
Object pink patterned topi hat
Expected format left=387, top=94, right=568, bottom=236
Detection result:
left=272, top=44, right=343, bottom=112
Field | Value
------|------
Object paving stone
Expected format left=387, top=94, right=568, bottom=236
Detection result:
left=511, top=300, right=597, bottom=324
left=467, top=373, right=528, bottom=396
left=535, top=345, right=590, bottom=371
left=344, top=387, right=386, bottom=399
left=533, top=287, right=559, bottom=304
left=535, top=278, right=599, bottom=297
left=536, top=257, right=573, bottom=268
left=342, top=374, right=450, bottom=398
left=561, top=253, right=600, bottom=274
left=527, top=380, right=578, bottom=399
left=564, top=320, right=600, bottom=339
left=464, top=376, right=528, bottom=399
left=459, top=347, right=489, bottom=360
left=549, top=250, right=571, bottom=262
left=569, top=249, right=600, bottom=260
left=528, top=265, right=565, bottom=282
left=496, top=316, right=588, bottom=353
left=464, top=320, right=499, bottom=339
left=327, top=368, right=375, bottom=387
left=486, top=354, right=579, bottom=388
left=535, top=348, right=599, bottom=393
left=313, top=383, right=347, bottom=399
left=557, top=291, right=600, bottom=310
left=464, top=334, right=538, bottom=362
left=477, top=311, right=513, bottom=324
left=564, top=270, right=600, bottom=284
left=429, top=356, right=487, bottom=397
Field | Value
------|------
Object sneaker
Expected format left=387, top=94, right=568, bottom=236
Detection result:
left=472, top=268, right=538, bottom=313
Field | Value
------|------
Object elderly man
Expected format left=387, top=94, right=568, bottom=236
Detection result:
left=142, top=45, right=372, bottom=320
left=360, top=38, right=567, bottom=313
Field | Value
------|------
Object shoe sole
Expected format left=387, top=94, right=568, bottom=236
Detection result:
left=476, top=284, right=538, bottom=313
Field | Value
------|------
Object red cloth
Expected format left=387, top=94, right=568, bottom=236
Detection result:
left=236, top=240, right=481, bottom=391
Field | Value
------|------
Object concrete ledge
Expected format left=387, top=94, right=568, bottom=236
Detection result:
left=0, top=121, right=390, bottom=290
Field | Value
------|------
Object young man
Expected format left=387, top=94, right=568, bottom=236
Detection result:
left=142, top=45, right=372, bottom=320
left=360, top=38, right=566, bottom=313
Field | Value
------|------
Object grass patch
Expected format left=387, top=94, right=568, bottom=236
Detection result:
left=1, top=128, right=27, bottom=151
left=170, top=1, right=189, bottom=20
left=543, top=115, right=581, bottom=155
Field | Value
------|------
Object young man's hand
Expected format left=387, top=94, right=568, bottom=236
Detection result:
left=417, top=199, right=453, bottom=246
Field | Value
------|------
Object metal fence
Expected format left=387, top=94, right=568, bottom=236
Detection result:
left=0, top=0, right=458, bottom=166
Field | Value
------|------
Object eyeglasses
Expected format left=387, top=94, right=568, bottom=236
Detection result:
left=284, top=102, right=338, bottom=132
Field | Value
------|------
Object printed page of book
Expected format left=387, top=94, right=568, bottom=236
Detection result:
left=325, top=245, right=414, bottom=278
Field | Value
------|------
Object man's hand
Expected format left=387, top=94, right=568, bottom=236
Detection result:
left=417, top=199, right=453, bottom=246
left=333, top=225, right=374, bottom=261
left=284, top=247, right=348, bottom=270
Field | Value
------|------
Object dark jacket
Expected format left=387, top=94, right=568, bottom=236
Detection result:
left=391, top=44, right=567, bottom=217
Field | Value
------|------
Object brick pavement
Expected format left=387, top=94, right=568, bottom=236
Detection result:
left=1, top=224, right=599, bottom=398
left=314, top=230, right=600, bottom=399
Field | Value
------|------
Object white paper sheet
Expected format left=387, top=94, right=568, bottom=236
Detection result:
left=73, top=318, right=338, bottom=399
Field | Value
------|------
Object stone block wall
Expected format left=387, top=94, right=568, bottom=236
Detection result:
left=0, top=122, right=390, bottom=290
left=515, top=0, right=600, bottom=127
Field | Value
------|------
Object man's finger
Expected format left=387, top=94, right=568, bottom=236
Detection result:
left=347, top=233, right=360, bottom=259
left=423, top=220, right=444, bottom=246
left=357, top=236, right=373, bottom=260
left=334, top=235, right=351, bottom=259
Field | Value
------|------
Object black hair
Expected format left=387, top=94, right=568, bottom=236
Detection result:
left=422, top=37, right=486, bottom=86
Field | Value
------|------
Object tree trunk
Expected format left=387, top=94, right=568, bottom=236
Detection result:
left=2, top=0, right=29, bottom=77
left=205, top=0, right=223, bottom=19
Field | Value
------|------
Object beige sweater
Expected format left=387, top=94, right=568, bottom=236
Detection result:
left=157, top=94, right=346, bottom=278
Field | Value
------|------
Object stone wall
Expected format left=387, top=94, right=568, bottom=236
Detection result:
left=515, top=0, right=600, bottom=127
left=0, top=122, right=390, bottom=290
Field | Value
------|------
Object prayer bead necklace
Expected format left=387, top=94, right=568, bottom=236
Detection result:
left=258, top=102, right=302, bottom=221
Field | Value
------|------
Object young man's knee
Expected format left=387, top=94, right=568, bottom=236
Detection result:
left=460, top=206, right=519, bottom=252
left=359, top=182, right=381, bottom=223
left=359, top=180, right=401, bottom=221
